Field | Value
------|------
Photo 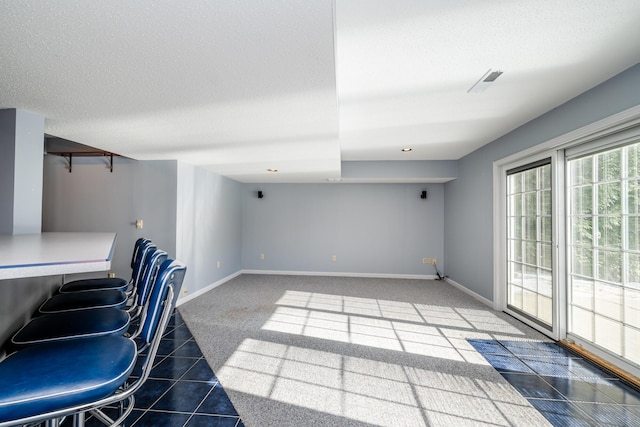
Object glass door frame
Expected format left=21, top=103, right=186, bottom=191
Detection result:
left=494, top=150, right=565, bottom=340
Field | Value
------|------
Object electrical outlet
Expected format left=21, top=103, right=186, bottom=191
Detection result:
left=260, top=253, right=265, bottom=260
left=217, top=260, right=221, bottom=268
left=182, top=289, right=187, bottom=296
left=332, top=255, right=337, bottom=262
left=432, top=258, right=437, bottom=265
left=422, top=258, right=428, bottom=264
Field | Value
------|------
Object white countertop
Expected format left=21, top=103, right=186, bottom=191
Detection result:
left=0, top=232, right=116, bottom=280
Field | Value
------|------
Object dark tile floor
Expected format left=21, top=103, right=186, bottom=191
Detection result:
left=469, top=339, right=640, bottom=426
left=79, top=311, right=244, bottom=427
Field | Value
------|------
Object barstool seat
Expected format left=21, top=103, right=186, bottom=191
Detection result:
left=39, top=289, right=127, bottom=313
left=58, top=277, right=128, bottom=293
left=11, top=308, right=130, bottom=347
left=0, top=336, right=136, bottom=423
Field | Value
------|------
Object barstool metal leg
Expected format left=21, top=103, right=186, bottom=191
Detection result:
left=73, top=411, right=86, bottom=427
left=45, top=417, right=61, bottom=427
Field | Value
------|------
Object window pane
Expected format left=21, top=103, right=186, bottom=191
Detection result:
left=540, top=243, right=552, bottom=270
left=597, top=182, right=621, bottom=215
left=624, top=288, right=640, bottom=328
left=629, top=252, right=640, bottom=285
left=572, top=246, right=593, bottom=278
left=572, top=216, right=593, bottom=246
left=538, top=295, right=552, bottom=325
left=524, top=265, right=537, bottom=291
left=628, top=179, right=640, bottom=214
left=540, top=164, right=551, bottom=190
left=571, top=278, right=593, bottom=309
left=572, top=186, right=593, bottom=215
left=625, top=327, right=640, bottom=365
left=594, top=282, right=622, bottom=321
left=525, top=242, right=538, bottom=267
left=539, top=268, right=552, bottom=297
left=596, top=249, right=622, bottom=283
left=509, top=261, right=523, bottom=285
left=541, top=216, right=552, bottom=242
left=510, top=217, right=523, bottom=240
left=523, top=289, right=537, bottom=315
left=525, top=216, right=537, bottom=241
left=572, top=306, right=594, bottom=341
left=507, top=173, right=522, bottom=194
left=508, top=194, right=522, bottom=217
left=524, top=169, right=537, bottom=191
left=598, top=216, right=622, bottom=248
left=628, top=144, right=639, bottom=178
left=509, top=285, right=523, bottom=310
left=509, top=239, right=523, bottom=263
left=525, top=192, right=537, bottom=217
left=571, top=157, right=593, bottom=186
left=595, top=315, right=622, bottom=354
left=540, top=189, right=551, bottom=215
left=598, top=150, right=621, bottom=181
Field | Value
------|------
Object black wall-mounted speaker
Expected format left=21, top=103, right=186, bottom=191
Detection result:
left=420, top=190, right=427, bottom=199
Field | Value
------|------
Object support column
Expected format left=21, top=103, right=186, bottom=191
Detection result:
left=0, top=109, right=45, bottom=234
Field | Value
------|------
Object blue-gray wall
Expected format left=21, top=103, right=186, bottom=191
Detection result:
left=242, top=183, right=443, bottom=276
left=444, top=62, right=640, bottom=301
left=176, top=162, right=243, bottom=297
left=42, top=156, right=178, bottom=280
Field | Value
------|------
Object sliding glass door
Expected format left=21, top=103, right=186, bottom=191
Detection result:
left=567, top=141, right=640, bottom=367
left=499, top=125, right=640, bottom=375
left=506, top=159, right=554, bottom=331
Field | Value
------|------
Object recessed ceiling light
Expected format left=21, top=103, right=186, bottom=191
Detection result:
left=267, top=168, right=278, bottom=172
left=401, top=148, right=413, bottom=152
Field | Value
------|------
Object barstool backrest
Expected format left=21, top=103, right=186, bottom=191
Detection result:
left=130, top=240, right=154, bottom=286
left=135, top=249, right=168, bottom=308
left=130, top=238, right=151, bottom=270
left=141, top=259, right=186, bottom=346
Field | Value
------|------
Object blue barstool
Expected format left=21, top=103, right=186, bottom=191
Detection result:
left=10, top=250, right=168, bottom=349
left=38, top=244, right=159, bottom=314
left=0, top=259, right=186, bottom=427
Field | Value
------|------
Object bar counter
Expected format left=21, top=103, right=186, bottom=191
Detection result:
left=0, top=232, right=116, bottom=280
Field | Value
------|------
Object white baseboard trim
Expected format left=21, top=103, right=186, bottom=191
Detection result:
left=176, top=270, right=242, bottom=307
left=242, top=269, right=436, bottom=280
left=445, top=278, right=494, bottom=308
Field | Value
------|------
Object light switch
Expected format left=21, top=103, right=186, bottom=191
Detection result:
left=135, top=219, right=143, bottom=229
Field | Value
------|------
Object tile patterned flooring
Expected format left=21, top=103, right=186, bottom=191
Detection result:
left=79, top=311, right=245, bottom=427
left=469, top=339, right=640, bottom=426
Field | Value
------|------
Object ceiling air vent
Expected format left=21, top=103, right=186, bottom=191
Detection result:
left=468, top=69, right=503, bottom=93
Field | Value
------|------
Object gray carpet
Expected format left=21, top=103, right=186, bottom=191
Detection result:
left=178, top=274, right=552, bottom=427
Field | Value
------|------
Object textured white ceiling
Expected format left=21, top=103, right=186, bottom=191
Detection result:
left=1, top=1, right=640, bottom=182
